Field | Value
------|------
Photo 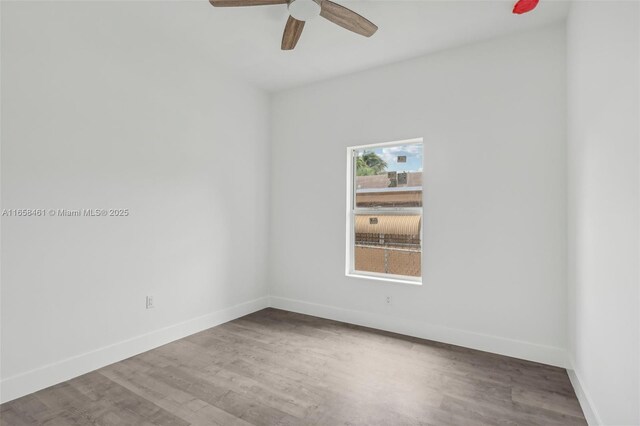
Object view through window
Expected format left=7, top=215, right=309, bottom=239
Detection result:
left=348, top=139, right=423, bottom=282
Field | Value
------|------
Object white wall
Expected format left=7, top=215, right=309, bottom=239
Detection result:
left=270, top=24, right=568, bottom=366
left=567, top=2, right=640, bottom=425
left=1, top=2, right=270, bottom=402
left=8, top=2, right=637, bottom=421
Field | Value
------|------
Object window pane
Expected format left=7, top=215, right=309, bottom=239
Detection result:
left=355, top=143, right=423, bottom=208
left=353, top=214, right=421, bottom=277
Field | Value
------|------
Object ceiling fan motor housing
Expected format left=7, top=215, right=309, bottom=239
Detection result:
left=288, top=0, right=321, bottom=21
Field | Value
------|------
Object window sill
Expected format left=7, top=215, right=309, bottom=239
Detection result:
left=346, top=272, right=422, bottom=286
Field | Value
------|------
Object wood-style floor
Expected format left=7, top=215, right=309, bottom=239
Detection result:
left=1, top=308, right=586, bottom=426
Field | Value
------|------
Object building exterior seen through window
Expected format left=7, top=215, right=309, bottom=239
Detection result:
left=348, top=139, right=423, bottom=283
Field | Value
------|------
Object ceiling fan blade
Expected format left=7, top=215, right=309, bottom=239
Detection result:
left=209, top=0, right=287, bottom=7
left=281, top=16, right=305, bottom=50
left=320, top=0, right=377, bottom=37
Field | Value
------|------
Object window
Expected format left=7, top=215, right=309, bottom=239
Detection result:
left=346, top=138, right=423, bottom=284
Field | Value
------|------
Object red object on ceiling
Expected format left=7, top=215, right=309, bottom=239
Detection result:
left=513, top=0, right=539, bottom=14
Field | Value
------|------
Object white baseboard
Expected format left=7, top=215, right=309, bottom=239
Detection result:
left=1, top=295, right=570, bottom=405
left=0, top=296, right=269, bottom=404
left=567, top=361, right=602, bottom=425
left=268, top=296, right=568, bottom=368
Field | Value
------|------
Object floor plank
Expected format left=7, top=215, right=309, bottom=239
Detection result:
left=0, top=308, right=586, bottom=425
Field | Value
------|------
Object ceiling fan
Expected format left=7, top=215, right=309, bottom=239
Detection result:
left=209, top=0, right=378, bottom=50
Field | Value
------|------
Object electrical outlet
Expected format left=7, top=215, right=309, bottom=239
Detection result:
left=385, top=296, right=392, bottom=305
left=146, top=295, right=154, bottom=309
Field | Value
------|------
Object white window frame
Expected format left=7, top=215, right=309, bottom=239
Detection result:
left=345, top=137, right=424, bottom=285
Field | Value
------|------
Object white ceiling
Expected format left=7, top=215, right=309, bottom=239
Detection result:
left=7, top=0, right=570, bottom=91
left=189, top=0, right=570, bottom=90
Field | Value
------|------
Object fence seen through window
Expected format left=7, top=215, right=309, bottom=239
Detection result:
left=349, top=140, right=423, bottom=282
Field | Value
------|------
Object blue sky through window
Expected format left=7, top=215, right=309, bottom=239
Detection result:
left=358, top=143, right=423, bottom=173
